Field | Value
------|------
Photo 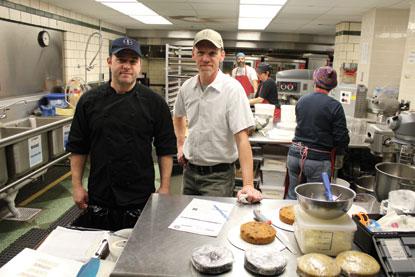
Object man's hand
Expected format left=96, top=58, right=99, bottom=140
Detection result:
left=334, top=155, right=344, bottom=169
left=73, top=186, right=88, bottom=209
left=157, top=186, right=170, bottom=195
left=237, top=186, right=262, bottom=204
left=177, top=147, right=188, bottom=167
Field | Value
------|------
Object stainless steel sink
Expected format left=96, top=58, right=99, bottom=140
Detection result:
left=0, top=127, right=30, bottom=187
left=4, top=116, right=71, bottom=159
left=49, top=121, right=71, bottom=158
left=1, top=122, right=50, bottom=179
left=0, top=126, right=30, bottom=138
left=4, top=116, right=64, bottom=128
left=0, top=116, right=72, bottom=184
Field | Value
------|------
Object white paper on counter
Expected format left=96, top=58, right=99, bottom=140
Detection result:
left=168, top=198, right=234, bottom=237
left=267, top=128, right=294, bottom=142
left=0, top=248, right=83, bottom=277
left=37, top=226, right=110, bottom=262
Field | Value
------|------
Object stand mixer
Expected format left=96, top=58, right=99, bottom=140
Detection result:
left=363, top=88, right=415, bottom=200
left=365, top=91, right=402, bottom=161
left=387, top=112, right=415, bottom=165
left=368, top=111, right=415, bottom=201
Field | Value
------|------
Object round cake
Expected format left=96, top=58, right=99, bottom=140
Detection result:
left=191, top=245, right=233, bottom=274
left=335, top=251, right=380, bottom=277
left=244, top=247, right=287, bottom=275
left=240, top=221, right=276, bottom=245
left=297, top=253, right=341, bottom=277
left=279, top=205, right=295, bottom=225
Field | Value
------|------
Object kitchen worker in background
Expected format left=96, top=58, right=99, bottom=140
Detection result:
left=67, top=37, right=177, bottom=231
left=286, top=66, right=349, bottom=199
left=173, top=29, right=262, bottom=204
left=249, top=62, right=281, bottom=121
left=231, top=52, right=258, bottom=98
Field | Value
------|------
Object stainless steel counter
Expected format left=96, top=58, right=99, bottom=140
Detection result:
left=111, top=195, right=300, bottom=276
left=249, top=131, right=368, bottom=148
left=249, top=133, right=291, bottom=145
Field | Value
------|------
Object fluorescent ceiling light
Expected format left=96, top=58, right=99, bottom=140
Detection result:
left=96, top=0, right=171, bottom=24
left=100, top=2, right=157, bottom=16
left=239, top=5, right=282, bottom=18
left=240, top=0, right=287, bottom=4
left=238, top=18, right=273, bottom=30
left=238, top=0, right=286, bottom=30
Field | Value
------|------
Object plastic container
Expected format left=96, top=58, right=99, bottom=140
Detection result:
left=255, top=104, right=275, bottom=116
left=254, top=104, right=275, bottom=130
left=280, top=105, right=296, bottom=123
left=40, top=105, right=55, bottom=116
left=46, top=93, right=67, bottom=108
left=293, top=205, right=357, bottom=256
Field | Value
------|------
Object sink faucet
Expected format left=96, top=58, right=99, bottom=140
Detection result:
left=0, top=100, right=27, bottom=119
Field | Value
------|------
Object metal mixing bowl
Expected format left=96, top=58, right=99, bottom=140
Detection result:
left=295, top=183, right=356, bottom=219
left=375, top=162, right=415, bottom=201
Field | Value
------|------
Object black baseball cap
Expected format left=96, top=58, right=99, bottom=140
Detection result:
left=256, top=62, right=272, bottom=73
left=110, top=37, right=142, bottom=57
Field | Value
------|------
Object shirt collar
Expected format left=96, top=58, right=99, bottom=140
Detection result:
left=192, top=70, right=225, bottom=93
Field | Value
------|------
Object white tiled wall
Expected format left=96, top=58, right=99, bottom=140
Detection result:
left=141, top=58, right=166, bottom=96
left=1, top=0, right=126, bottom=85
left=333, top=22, right=361, bottom=83
left=399, top=2, right=415, bottom=109
left=357, top=8, right=409, bottom=96
left=141, top=58, right=165, bottom=85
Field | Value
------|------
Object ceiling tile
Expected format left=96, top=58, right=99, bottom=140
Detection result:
left=286, top=0, right=336, bottom=8
left=273, top=18, right=315, bottom=25
left=44, top=0, right=411, bottom=35
left=282, top=6, right=332, bottom=15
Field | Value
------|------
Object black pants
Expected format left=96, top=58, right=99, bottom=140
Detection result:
left=73, top=205, right=142, bottom=231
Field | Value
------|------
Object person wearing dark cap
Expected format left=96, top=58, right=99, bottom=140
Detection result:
left=249, top=62, right=280, bottom=120
left=286, top=66, right=349, bottom=199
left=231, top=52, right=258, bottom=98
left=67, top=37, right=177, bottom=230
left=173, top=29, right=262, bottom=204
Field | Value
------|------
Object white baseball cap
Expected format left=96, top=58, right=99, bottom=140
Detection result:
left=193, top=29, right=224, bottom=49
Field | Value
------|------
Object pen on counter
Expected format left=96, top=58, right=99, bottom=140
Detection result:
left=213, top=204, right=228, bottom=220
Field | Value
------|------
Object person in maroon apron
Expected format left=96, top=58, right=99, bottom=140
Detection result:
left=249, top=62, right=280, bottom=121
left=231, top=52, right=258, bottom=97
left=285, top=67, right=350, bottom=199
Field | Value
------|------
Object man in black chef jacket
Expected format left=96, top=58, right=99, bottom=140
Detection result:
left=66, top=37, right=177, bottom=231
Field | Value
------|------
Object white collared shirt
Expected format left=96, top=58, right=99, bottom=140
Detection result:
left=174, top=70, right=254, bottom=165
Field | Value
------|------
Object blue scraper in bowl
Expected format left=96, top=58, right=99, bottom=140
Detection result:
left=321, top=172, right=334, bottom=201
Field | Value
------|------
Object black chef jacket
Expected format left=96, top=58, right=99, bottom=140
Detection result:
left=66, top=82, right=177, bottom=208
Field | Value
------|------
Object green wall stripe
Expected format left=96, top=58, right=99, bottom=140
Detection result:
left=0, top=0, right=125, bottom=36
left=335, top=30, right=361, bottom=37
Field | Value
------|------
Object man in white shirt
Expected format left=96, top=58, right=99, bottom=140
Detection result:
left=231, top=52, right=258, bottom=98
left=173, top=29, right=262, bottom=203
